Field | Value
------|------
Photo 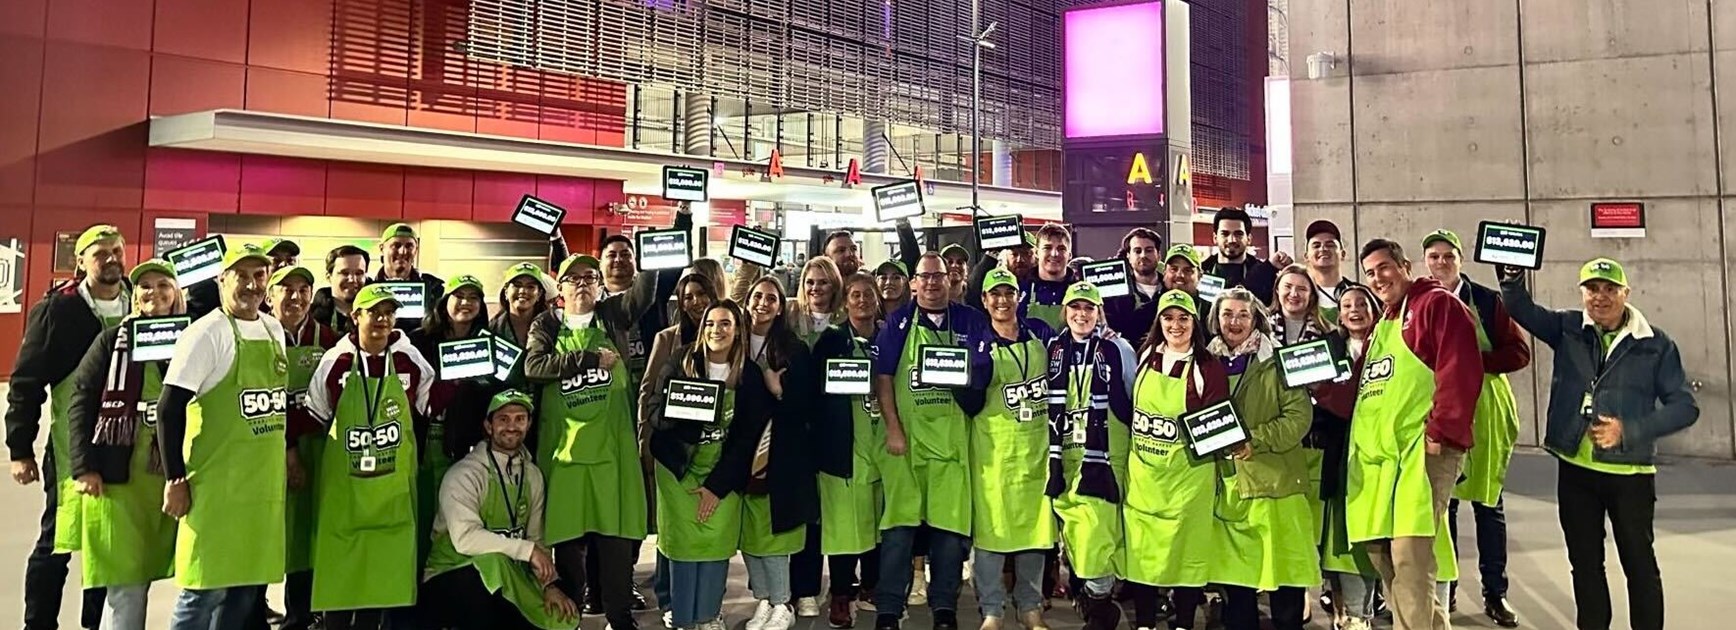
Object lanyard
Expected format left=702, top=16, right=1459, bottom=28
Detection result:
left=996, top=327, right=1036, bottom=385
left=1068, top=336, right=1097, bottom=405
left=353, top=348, right=395, bottom=429
left=484, top=448, right=526, bottom=533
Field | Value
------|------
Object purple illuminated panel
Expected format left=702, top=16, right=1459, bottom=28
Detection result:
left=1064, top=2, right=1165, bottom=139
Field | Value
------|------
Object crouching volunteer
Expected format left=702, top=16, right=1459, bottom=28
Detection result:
left=66, top=260, right=183, bottom=629
left=812, top=273, right=887, bottom=628
left=1042, top=281, right=1135, bottom=630
left=423, top=390, right=580, bottom=630
left=871, top=253, right=992, bottom=630
left=970, top=268, right=1058, bottom=630
left=306, top=283, right=436, bottom=630
left=1122, top=291, right=1230, bottom=630
left=154, top=243, right=289, bottom=628
left=1203, top=288, right=1318, bottom=630
left=645, top=300, right=773, bottom=630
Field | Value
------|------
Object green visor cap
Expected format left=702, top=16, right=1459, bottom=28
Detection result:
left=1063, top=281, right=1103, bottom=307
left=128, top=259, right=176, bottom=285
left=270, top=265, right=316, bottom=287
left=1157, top=289, right=1198, bottom=317
left=353, top=283, right=401, bottom=312
left=380, top=222, right=417, bottom=243
left=221, top=242, right=271, bottom=271
left=1421, top=229, right=1462, bottom=251
left=502, top=262, right=543, bottom=285
left=444, top=274, right=485, bottom=298
left=76, top=225, right=123, bottom=255
left=981, top=268, right=1020, bottom=293
left=556, top=254, right=601, bottom=280
left=1579, top=258, right=1628, bottom=288
left=488, top=389, right=535, bottom=416
left=1165, top=244, right=1202, bottom=267
left=939, top=243, right=970, bottom=261
left=874, top=260, right=909, bottom=277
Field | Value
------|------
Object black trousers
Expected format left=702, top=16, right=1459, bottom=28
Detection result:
left=1449, top=496, right=1511, bottom=597
left=1123, top=583, right=1163, bottom=628
left=1221, top=585, right=1304, bottom=630
left=24, top=442, right=105, bottom=630
left=280, top=571, right=317, bottom=629
left=1558, top=460, right=1664, bottom=630
left=559, top=534, right=639, bottom=627
left=791, top=525, right=824, bottom=599
left=423, top=569, right=539, bottom=630
left=827, top=545, right=882, bottom=597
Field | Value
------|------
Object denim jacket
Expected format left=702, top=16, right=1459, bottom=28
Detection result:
left=1498, top=277, right=1697, bottom=465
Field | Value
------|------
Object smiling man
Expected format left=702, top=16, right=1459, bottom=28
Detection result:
left=311, top=246, right=372, bottom=336
left=1346, top=239, right=1481, bottom=630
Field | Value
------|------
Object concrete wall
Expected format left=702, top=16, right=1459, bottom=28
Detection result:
left=1288, top=0, right=1736, bottom=459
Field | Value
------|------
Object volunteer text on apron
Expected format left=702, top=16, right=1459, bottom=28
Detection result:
left=425, top=450, right=573, bottom=630
left=1454, top=300, right=1520, bottom=505
left=879, top=317, right=972, bottom=535
left=80, top=363, right=176, bottom=588
left=655, top=388, right=745, bottom=562
left=538, top=323, right=648, bottom=544
left=1121, top=360, right=1210, bottom=587
left=1346, top=301, right=1437, bottom=543
left=817, top=335, right=885, bottom=556
left=971, top=332, right=1056, bottom=553
left=175, top=315, right=288, bottom=589
left=283, top=322, right=325, bottom=575
left=311, top=351, right=419, bottom=611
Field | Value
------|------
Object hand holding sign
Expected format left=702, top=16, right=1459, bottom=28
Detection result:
left=872, top=181, right=925, bottom=223
left=636, top=229, right=691, bottom=271
left=512, top=195, right=567, bottom=235
left=729, top=226, right=780, bottom=268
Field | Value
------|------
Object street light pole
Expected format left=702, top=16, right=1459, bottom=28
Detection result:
left=964, top=2, right=997, bottom=216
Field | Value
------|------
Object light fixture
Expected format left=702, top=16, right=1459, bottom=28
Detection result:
left=1306, top=52, right=1339, bottom=79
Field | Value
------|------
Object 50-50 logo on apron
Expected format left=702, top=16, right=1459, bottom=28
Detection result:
left=345, top=421, right=404, bottom=474
left=1002, top=378, right=1046, bottom=422
left=1131, top=410, right=1181, bottom=456
left=238, top=388, right=288, bottom=436
left=560, top=367, right=614, bottom=406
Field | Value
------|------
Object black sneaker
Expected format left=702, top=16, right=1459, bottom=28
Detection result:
left=631, top=589, right=651, bottom=611
left=874, top=613, right=901, bottom=630
left=584, top=588, right=604, bottom=615
left=933, top=609, right=959, bottom=630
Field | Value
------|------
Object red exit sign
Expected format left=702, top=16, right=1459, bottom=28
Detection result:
left=1590, top=202, right=1645, bottom=238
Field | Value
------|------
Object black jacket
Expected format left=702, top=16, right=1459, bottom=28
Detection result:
left=646, top=354, right=774, bottom=509
left=309, top=287, right=357, bottom=336
left=67, top=325, right=167, bottom=482
left=1201, top=256, right=1278, bottom=305
left=812, top=323, right=874, bottom=479
left=6, top=283, right=116, bottom=461
left=748, top=329, right=821, bottom=530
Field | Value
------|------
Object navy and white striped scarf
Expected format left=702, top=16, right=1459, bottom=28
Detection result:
left=1044, top=334, right=1122, bottom=502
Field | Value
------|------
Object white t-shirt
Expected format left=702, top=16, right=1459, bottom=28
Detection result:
left=79, top=282, right=128, bottom=321
left=164, top=311, right=287, bottom=395
left=706, top=362, right=731, bottom=381
left=810, top=313, right=831, bottom=330
left=749, top=334, right=768, bottom=362
left=1136, top=282, right=1162, bottom=300
left=564, top=312, right=596, bottom=330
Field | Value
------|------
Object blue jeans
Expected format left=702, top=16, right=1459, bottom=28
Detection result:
left=875, top=526, right=969, bottom=618
left=1328, top=571, right=1379, bottom=621
left=170, top=586, right=259, bottom=630
left=743, top=554, right=793, bottom=605
left=972, top=549, right=1044, bottom=617
left=667, top=560, right=729, bottom=629
left=654, top=551, right=673, bottom=612
left=100, top=584, right=150, bottom=630
left=1448, top=497, right=1510, bottom=596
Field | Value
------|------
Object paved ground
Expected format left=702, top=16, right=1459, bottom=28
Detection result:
left=1, top=383, right=1732, bottom=628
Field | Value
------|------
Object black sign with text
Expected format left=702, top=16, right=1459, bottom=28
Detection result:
left=164, top=236, right=227, bottom=286
left=663, top=166, right=710, bottom=202
left=825, top=359, right=873, bottom=395
left=131, top=316, right=191, bottom=363
left=1474, top=222, right=1546, bottom=270
left=1181, top=400, right=1248, bottom=458
left=438, top=338, right=495, bottom=380
left=728, top=226, right=779, bottom=268
left=378, top=282, right=427, bottom=321
left=1081, top=260, right=1132, bottom=298
left=512, top=195, right=567, bottom=235
left=491, top=334, right=523, bottom=382
left=636, top=229, right=692, bottom=271
left=974, top=215, right=1024, bottom=250
left=917, top=345, right=971, bottom=388
left=872, top=180, right=925, bottom=222
left=1276, top=338, right=1342, bottom=388
left=665, top=378, right=723, bottom=423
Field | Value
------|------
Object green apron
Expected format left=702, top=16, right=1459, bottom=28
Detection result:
left=1051, top=348, right=1132, bottom=581
left=1346, top=303, right=1438, bottom=543
left=970, top=334, right=1056, bottom=553
left=312, top=354, right=419, bottom=611
left=537, top=324, right=648, bottom=544
left=1454, top=302, right=1520, bottom=505
left=878, top=321, right=972, bottom=535
left=741, top=493, right=806, bottom=556
left=80, top=363, right=176, bottom=588
left=175, top=315, right=288, bottom=589
left=1025, top=303, right=1064, bottom=332
left=655, top=389, right=745, bottom=562
left=1213, top=361, right=1320, bottom=590
left=283, top=334, right=325, bottom=575
left=817, top=337, right=884, bottom=556
left=52, top=314, right=122, bottom=553
left=425, top=450, right=573, bottom=630
left=1121, top=361, right=1211, bottom=587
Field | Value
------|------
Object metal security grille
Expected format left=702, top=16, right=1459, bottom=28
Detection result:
left=465, top=0, right=1064, bottom=147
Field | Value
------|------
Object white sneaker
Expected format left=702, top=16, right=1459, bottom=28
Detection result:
left=909, top=568, right=929, bottom=607
left=765, top=604, right=796, bottom=630
left=699, top=618, right=729, bottom=630
left=980, top=615, right=1003, bottom=630
left=855, top=596, right=877, bottom=612
left=796, top=596, right=821, bottom=617
left=1339, top=618, right=1373, bottom=630
left=746, top=600, right=775, bottom=630
left=663, top=611, right=675, bottom=629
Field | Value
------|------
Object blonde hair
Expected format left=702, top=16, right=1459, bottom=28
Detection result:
left=686, top=300, right=749, bottom=387
left=134, top=272, right=186, bottom=316
left=793, top=256, right=845, bottom=317
left=1270, top=264, right=1332, bottom=333
left=840, top=272, right=882, bottom=320
left=687, top=258, right=729, bottom=304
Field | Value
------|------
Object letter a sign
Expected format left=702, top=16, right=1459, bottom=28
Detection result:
left=1126, top=152, right=1154, bottom=185
left=843, top=158, right=862, bottom=188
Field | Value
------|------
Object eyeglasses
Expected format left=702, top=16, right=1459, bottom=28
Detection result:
left=562, top=276, right=600, bottom=287
left=914, top=272, right=948, bottom=283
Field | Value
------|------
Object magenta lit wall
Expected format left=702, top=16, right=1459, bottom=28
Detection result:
left=1062, top=1, right=1166, bottom=139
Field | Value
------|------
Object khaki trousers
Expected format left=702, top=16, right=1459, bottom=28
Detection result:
left=1366, top=446, right=1464, bottom=630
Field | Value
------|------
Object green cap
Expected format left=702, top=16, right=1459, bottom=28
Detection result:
left=1165, top=244, right=1202, bottom=267
left=1062, top=281, right=1103, bottom=307
left=261, top=238, right=300, bottom=257
left=221, top=242, right=271, bottom=272
left=874, top=260, right=909, bottom=277
left=939, top=243, right=970, bottom=261
left=981, top=268, right=1020, bottom=293
left=380, top=222, right=418, bottom=243
left=75, top=225, right=122, bottom=255
left=444, top=274, right=485, bottom=298
left=556, top=254, right=601, bottom=280
left=1156, top=289, right=1198, bottom=317
left=269, top=265, right=316, bottom=287
left=128, top=259, right=176, bottom=285
left=1422, top=229, right=1462, bottom=251
left=1579, top=258, right=1628, bottom=288
left=1018, top=231, right=1038, bottom=248
left=353, top=283, right=401, bottom=312
left=502, top=262, right=542, bottom=286
left=487, top=389, right=535, bottom=416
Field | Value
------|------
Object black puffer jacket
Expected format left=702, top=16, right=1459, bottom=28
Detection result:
left=6, top=281, right=121, bottom=461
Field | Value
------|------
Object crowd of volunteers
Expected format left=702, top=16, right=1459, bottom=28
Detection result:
left=3, top=207, right=1696, bottom=630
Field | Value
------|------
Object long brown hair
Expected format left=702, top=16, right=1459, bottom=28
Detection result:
left=1270, top=264, right=1333, bottom=334
left=1137, top=301, right=1212, bottom=365
left=685, top=300, right=749, bottom=388
left=748, top=276, right=796, bottom=370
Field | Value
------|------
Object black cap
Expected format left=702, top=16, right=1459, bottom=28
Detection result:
left=264, top=238, right=301, bottom=257
left=1305, top=220, right=1341, bottom=241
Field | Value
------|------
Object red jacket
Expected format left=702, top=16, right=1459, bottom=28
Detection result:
left=1387, top=277, right=1482, bottom=451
